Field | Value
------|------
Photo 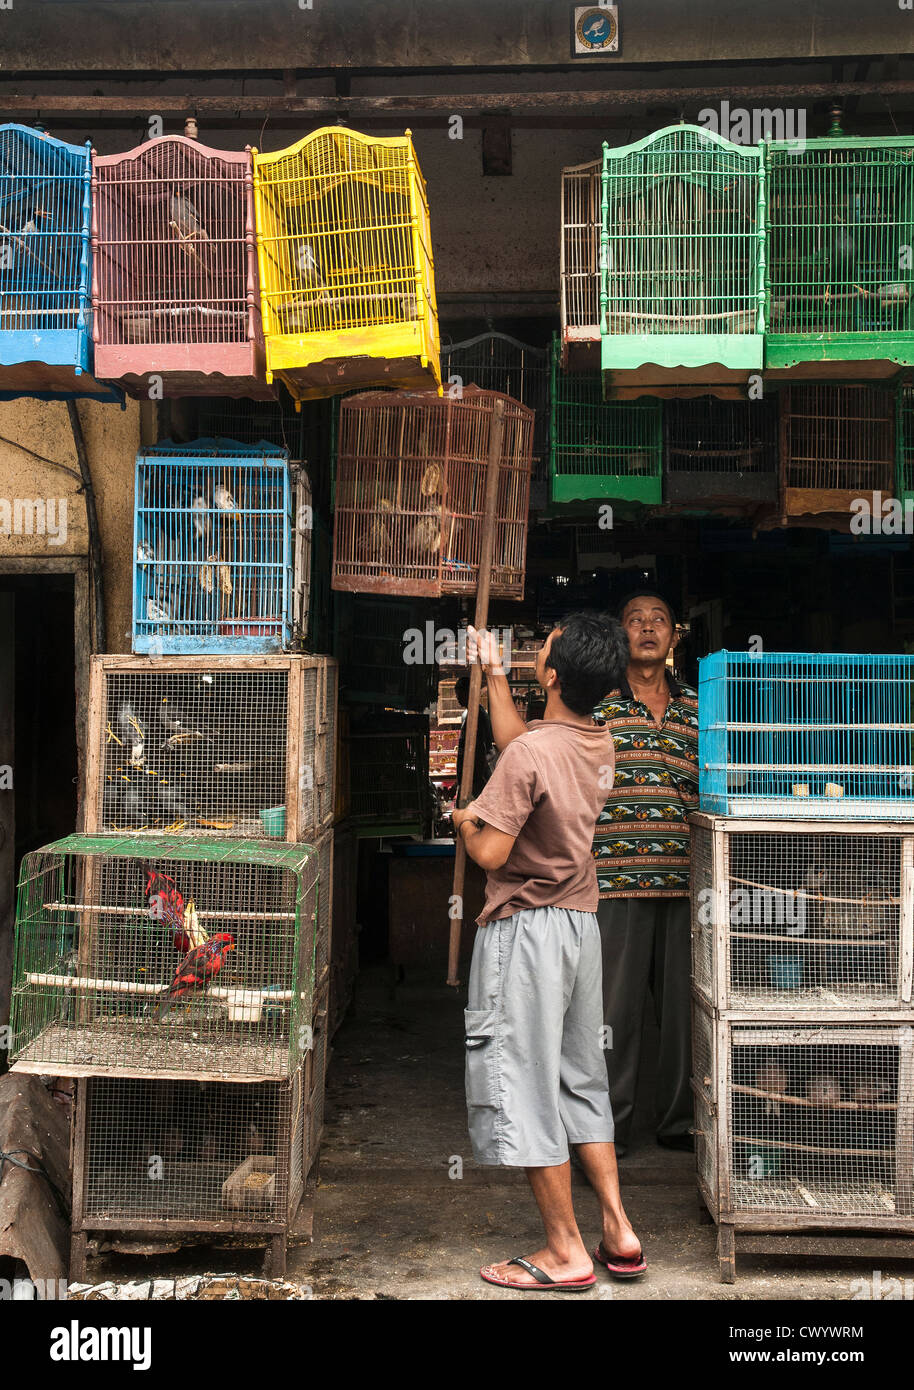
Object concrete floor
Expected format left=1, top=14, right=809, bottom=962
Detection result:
left=289, top=970, right=907, bottom=1300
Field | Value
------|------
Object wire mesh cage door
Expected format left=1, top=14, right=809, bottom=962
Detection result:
left=725, top=1021, right=914, bottom=1227
left=11, top=835, right=318, bottom=1081
left=600, top=126, right=765, bottom=383
left=312, top=829, right=334, bottom=993
left=73, top=1070, right=307, bottom=1242
left=441, top=332, right=550, bottom=498
left=332, top=387, right=534, bottom=599
left=0, top=126, right=116, bottom=400
left=560, top=159, right=602, bottom=368
left=252, top=127, right=441, bottom=400
left=779, top=384, right=896, bottom=517
left=766, top=136, right=914, bottom=374
left=549, top=337, right=662, bottom=504
left=691, top=995, right=721, bottom=1218
left=132, top=439, right=292, bottom=654
left=333, top=593, right=437, bottom=710
left=346, top=715, right=430, bottom=833
left=698, top=650, right=914, bottom=819
left=91, top=137, right=271, bottom=399
left=664, top=394, right=779, bottom=507
left=305, top=986, right=330, bottom=1172
left=85, top=654, right=335, bottom=843
left=690, top=813, right=913, bottom=1012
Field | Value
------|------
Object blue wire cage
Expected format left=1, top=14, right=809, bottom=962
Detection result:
left=699, top=651, right=914, bottom=819
left=0, top=124, right=120, bottom=401
left=133, top=438, right=293, bottom=654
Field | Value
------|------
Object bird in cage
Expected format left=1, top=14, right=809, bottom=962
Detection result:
left=806, top=1073, right=842, bottom=1108
left=294, top=241, right=328, bottom=296
left=146, top=597, right=172, bottom=624
left=755, top=1061, right=788, bottom=1119
left=151, top=932, right=235, bottom=1021
left=849, top=1073, right=890, bottom=1105
left=213, top=483, right=240, bottom=518
left=169, top=190, right=211, bottom=278
left=191, top=494, right=209, bottom=542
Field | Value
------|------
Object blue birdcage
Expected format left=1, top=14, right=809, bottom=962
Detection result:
left=133, top=438, right=293, bottom=654
left=0, top=124, right=120, bottom=401
left=699, top=650, right=914, bottom=818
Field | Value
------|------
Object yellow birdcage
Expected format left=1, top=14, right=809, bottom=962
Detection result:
left=251, top=127, right=441, bottom=402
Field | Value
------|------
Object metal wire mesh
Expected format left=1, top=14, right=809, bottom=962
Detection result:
left=780, top=384, right=895, bottom=513
left=133, top=439, right=293, bottom=654
left=252, top=127, right=440, bottom=399
left=441, top=332, right=549, bottom=467
left=11, top=836, right=318, bottom=1080
left=601, top=126, right=765, bottom=371
left=664, top=394, right=779, bottom=505
left=89, top=656, right=335, bottom=842
left=549, top=337, right=662, bottom=504
left=699, top=651, right=914, bottom=818
left=346, top=713, right=429, bottom=829
left=728, top=1022, right=912, bottom=1219
left=767, top=137, right=914, bottom=363
left=332, top=387, right=534, bottom=598
left=692, top=816, right=908, bottom=1010
left=333, top=593, right=437, bottom=709
left=91, top=137, right=268, bottom=396
left=313, top=830, right=333, bottom=988
left=561, top=159, right=602, bottom=348
left=78, top=1071, right=306, bottom=1228
left=307, top=988, right=330, bottom=1167
left=691, top=997, right=718, bottom=1205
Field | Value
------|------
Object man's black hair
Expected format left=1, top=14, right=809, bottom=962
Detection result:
left=616, top=588, right=678, bottom=627
left=454, top=675, right=470, bottom=705
left=546, top=611, right=629, bottom=716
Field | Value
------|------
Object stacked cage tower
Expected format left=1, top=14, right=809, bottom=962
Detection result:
left=8, top=427, right=338, bottom=1277
left=693, top=651, right=914, bottom=1280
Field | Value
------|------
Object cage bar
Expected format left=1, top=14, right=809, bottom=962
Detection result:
left=0, top=125, right=119, bottom=401
left=84, top=654, right=336, bottom=843
left=333, top=593, right=437, bottom=709
left=441, top=332, right=549, bottom=493
left=600, top=126, right=765, bottom=386
left=896, top=383, right=914, bottom=507
left=332, top=387, right=534, bottom=599
left=664, top=394, right=779, bottom=508
left=766, top=134, right=914, bottom=376
left=252, top=127, right=441, bottom=400
left=698, top=651, right=914, bottom=819
left=10, top=835, right=319, bottom=1081
left=311, top=829, right=334, bottom=992
left=691, top=813, right=914, bottom=1012
left=91, top=137, right=270, bottom=399
left=779, top=383, right=895, bottom=517
left=133, top=438, right=293, bottom=654
left=549, top=337, right=662, bottom=505
left=560, top=158, right=602, bottom=369
left=346, top=712, right=430, bottom=836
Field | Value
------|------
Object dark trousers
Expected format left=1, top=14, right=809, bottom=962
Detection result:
left=597, top=896, right=693, bottom=1150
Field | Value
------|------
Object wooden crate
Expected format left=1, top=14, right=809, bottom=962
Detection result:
left=84, top=654, right=336, bottom=843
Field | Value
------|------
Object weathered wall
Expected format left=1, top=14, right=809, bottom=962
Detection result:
left=0, top=396, right=142, bottom=653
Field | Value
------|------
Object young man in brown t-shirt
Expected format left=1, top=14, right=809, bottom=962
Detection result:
left=452, top=612, right=644, bottom=1291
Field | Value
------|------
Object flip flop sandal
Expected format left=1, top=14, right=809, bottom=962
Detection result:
left=480, top=1256, right=596, bottom=1292
left=592, top=1242, right=647, bottom=1279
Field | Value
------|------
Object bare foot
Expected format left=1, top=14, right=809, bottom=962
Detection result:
left=599, top=1216, right=642, bottom=1261
left=482, top=1246, right=594, bottom=1287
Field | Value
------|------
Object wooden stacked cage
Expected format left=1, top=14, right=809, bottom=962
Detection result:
left=692, top=650, right=914, bottom=1280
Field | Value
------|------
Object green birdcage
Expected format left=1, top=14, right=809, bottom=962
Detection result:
left=600, top=125, right=766, bottom=386
left=766, top=130, right=914, bottom=375
left=549, top=336, right=662, bottom=505
left=897, top=382, right=914, bottom=507
left=9, top=835, right=319, bottom=1082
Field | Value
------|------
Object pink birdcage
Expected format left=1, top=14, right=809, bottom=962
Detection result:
left=91, top=136, right=272, bottom=399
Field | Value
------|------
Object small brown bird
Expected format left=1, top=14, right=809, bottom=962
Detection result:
left=850, top=1075, right=889, bottom=1105
left=806, top=1073, right=841, bottom=1108
left=755, top=1063, right=788, bottom=1119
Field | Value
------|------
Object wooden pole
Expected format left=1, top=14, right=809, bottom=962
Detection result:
left=447, top=397, right=506, bottom=988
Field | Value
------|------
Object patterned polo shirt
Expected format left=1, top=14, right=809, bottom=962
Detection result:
left=592, top=674, right=700, bottom=899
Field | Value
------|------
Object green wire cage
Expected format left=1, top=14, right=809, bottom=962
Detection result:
left=780, top=383, right=896, bottom=518
left=549, top=336, right=662, bottom=505
left=766, top=132, right=914, bottom=376
left=600, top=125, right=766, bottom=387
left=10, top=835, right=319, bottom=1082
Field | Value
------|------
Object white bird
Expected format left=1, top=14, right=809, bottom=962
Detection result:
left=147, top=598, right=172, bottom=623
left=213, top=484, right=239, bottom=515
left=191, top=495, right=209, bottom=540
left=136, top=540, right=157, bottom=563
left=295, top=241, right=327, bottom=291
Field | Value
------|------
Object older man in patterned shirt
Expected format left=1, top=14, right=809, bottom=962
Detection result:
left=593, top=590, right=699, bottom=1156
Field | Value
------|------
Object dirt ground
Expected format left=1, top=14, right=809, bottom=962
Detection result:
left=82, top=968, right=914, bottom=1300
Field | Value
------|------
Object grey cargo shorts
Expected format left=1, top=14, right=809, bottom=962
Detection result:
left=464, top=905, right=615, bottom=1167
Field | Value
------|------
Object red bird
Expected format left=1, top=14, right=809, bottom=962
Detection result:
left=145, top=869, right=189, bottom=952
left=153, top=932, right=235, bottom=1021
